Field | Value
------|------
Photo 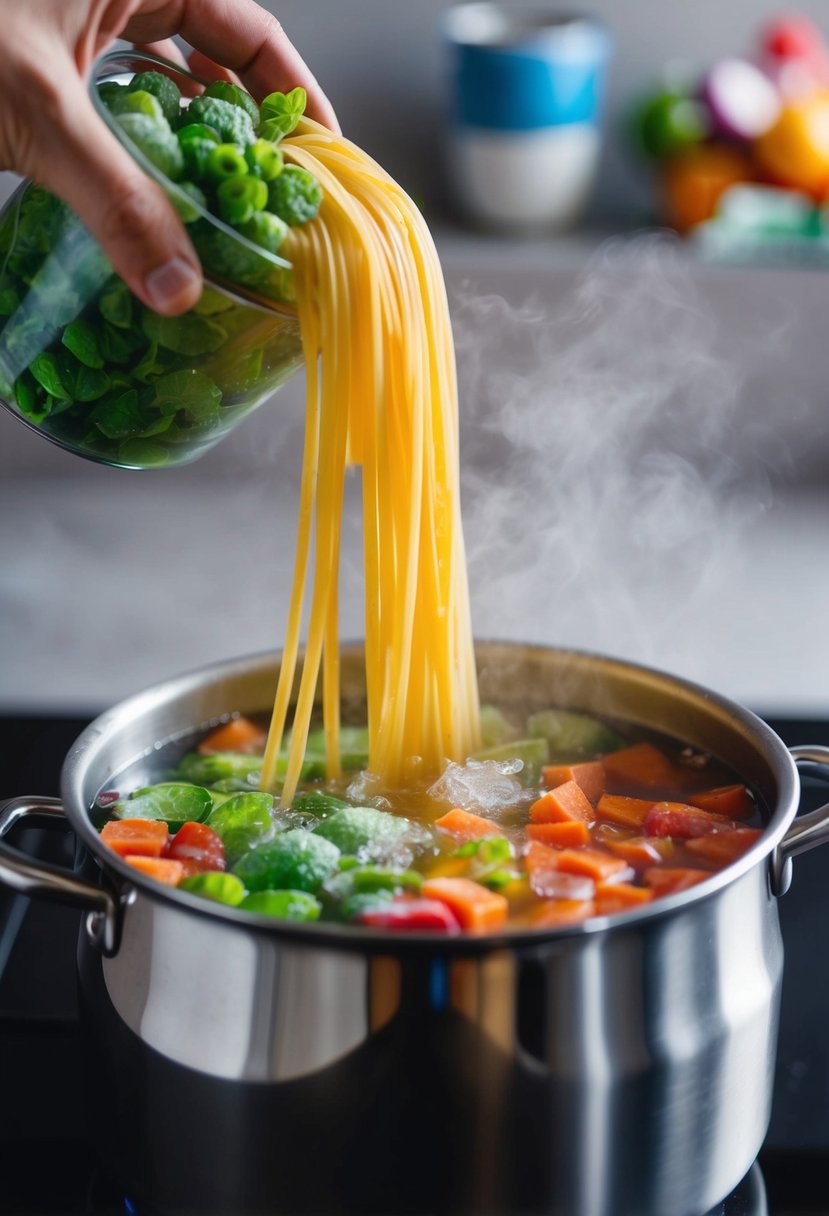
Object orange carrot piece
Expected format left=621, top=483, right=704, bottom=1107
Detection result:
left=685, top=828, right=762, bottom=865
left=433, top=807, right=501, bottom=841
left=421, top=877, right=508, bottom=933
left=605, top=835, right=672, bottom=868
left=644, top=866, right=711, bottom=895
left=596, top=794, right=656, bottom=830
left=688, top=785, right=755, bottom=820
left=644, top=802, right=736, bottom=839
left=123, top=855, right=184, bottom=885
left=527, top=821, right=591, bottom=848
left=595, top=881, right=653, bottom=913
left=101, top=818, right=169, bottom=858
left=541, top=761, right=605, bottom=805
left=529, top=898, right=595, bottom=928
left=554, top=847, right=631, bottom=883
left=530, top=780, right=594, bottom=825
left=198, top=716, right=266, bottom=755
left=524, top=839, right=563, bottom=875
left=603, top=743, right=684, bottom=791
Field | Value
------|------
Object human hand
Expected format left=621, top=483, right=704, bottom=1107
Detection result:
left=0, top=0, right=338, bottom=314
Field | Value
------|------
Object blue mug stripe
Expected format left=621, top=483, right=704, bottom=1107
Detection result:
left=453, top=45, right=607, bottom=129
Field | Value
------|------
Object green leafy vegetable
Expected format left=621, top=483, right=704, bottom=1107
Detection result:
left=232, top=829, right=340, bottom=894
left=117, top=782, right=213, bottom=826
left=312, top=806, right=411, bottom=855
left=238, top=889, right=322, bottom=921
left=142, top=310, right=227, bottom=356
left=62, top=319, right=103, bottom=368
left=259, top=87, right=306, bottom=139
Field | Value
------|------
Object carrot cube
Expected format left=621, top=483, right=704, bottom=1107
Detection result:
left=595, top=881, right=653, bottom=914
left=596, top=794, right=656, bottom=830
left=644, top=866, right=711, bottom=895
left=530, top=780, right=593, bottom=825
left=554, top=848, right=630, bottom=883
left=198, top=715, right=266, bottom=755
left=542, top=761, right=605, bottom=805
left=101, top=818, right=169, bottom=858
left=433, top=807, right=501, bottom=841
left=605, top=835, right=671, bottom=868
left=644, top=802, right=735, bottom=840
left=529, top=899, right=595, bottom=928
left=123, top=855, right=184, bottom=886
left=603, top=743, right=684, bottom=791
left=689, top=785, right=754, bottom=820
left=421, top=877, right=508, bottom=933
left=527, top=821, right=591, bottom=848
left=685, top=828, right=762, bottom=865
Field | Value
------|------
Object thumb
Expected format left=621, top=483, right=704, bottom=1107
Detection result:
left=34, top=79, right=202, bottom=316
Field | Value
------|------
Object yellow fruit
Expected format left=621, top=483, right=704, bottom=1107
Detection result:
left=754, top=92, right=829, bottom=195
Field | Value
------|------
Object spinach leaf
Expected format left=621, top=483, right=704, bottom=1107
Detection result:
left=90, top=388, right=145, bottom=438
left=73, top=365, right=110, bottom=401
left=30, top=351, right=72, bottom=400
left=152, top=369, right=222, bottom=423
left=62, top=319, right=103, bottom=368
left=142, top=309, right=227, bottom=355
left=98, top=278, right=133, bottom=328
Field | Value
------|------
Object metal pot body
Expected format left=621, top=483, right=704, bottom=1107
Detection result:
left=4, top=642, right=822, bottom=1216
left=77, top=864, right=781, bottom=1216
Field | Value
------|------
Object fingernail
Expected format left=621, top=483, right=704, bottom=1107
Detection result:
left=144, top=257, right=200, bottom=311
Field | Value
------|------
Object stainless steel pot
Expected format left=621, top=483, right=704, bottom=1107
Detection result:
left=2, top=642, right=829, bottom=1216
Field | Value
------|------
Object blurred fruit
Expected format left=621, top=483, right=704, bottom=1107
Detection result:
left=632, top=91, right=710, bottom=160
left=660, top=144, right=754, bottom=231
left=700, top=58, right=781, bottom=140
left=754, top=93, right=829, bottom=196
left=760, top=14, right=829, bottom=99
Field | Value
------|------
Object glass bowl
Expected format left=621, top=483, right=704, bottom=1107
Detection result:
left=0, top=50, right=304, bottom=470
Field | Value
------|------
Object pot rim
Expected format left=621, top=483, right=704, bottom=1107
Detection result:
left=61, top=642, right=800, bottom=954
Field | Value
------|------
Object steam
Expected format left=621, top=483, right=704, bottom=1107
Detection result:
left=453, top=234, right=792, bottom=678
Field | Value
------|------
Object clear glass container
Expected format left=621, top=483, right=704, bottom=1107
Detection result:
left=0, top=50, right=304, bottom=470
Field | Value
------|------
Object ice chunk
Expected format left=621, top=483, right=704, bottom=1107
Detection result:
left=428, top=758, right=526, bottom=819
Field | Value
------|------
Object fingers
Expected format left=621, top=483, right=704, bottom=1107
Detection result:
left=124, top=0, right=340, bottom=131
left=35, top=75, right=202, bottom=315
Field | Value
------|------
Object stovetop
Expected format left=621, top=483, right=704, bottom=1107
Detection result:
left=1, top=713, right=828, bottom=1216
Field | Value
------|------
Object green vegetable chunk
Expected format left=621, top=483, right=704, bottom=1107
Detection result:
left=207, top=792, right=275, bottom=864
left=177, top=751, right=262, bottom=785
left=179, top=872, right=246, bottom=906
left=245, top=139, right=284, bottom=181
left=240, top=211, right=288, bottom=254
left=238, top=889, right=321, bottom=921
left=142, top=310, right=227, bottom=356
left=116, top=113, right=184, bottom=181
left=526, top=709, right=626, bottom=759
left=171, top=181, right=207, bottom=223
left=110, top=89, right=165, bottom=122
left=291, top=791, right=351, bottom=818
left=203, top=81, right=260, bottom=129
left=471, top=738, right=550, bottom=786
left=206, top=143, right=249, bottom=182
left=184, top=96, right=256, bottom=146
left=127, top=71, right=182, bottom=124
left=479, top=705, right=518, bottom=748
left=339, top=889, right=394, bottom=922
left=312, top=806, right=411, bottom=854
left=117, top=782, right=213, bottom=826
left=62, top=319, right=104, bottom=368
left=217, top=174, right=268, bottom=225
left=267, top=165, right=322, bottom=226
left=232, top=829, right=340, bottom=894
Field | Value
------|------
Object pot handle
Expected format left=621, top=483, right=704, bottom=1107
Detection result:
left=771, top=746, right=829, bottom=896
left=0, top=796, right=122, bottom=954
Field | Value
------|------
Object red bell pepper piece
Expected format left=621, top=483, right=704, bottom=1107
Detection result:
left=356, top=897, right=461, bottom=933
left=167, top=821, right=226, bottom=877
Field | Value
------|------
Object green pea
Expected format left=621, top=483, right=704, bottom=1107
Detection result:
left=217, top=174, right=268, bottom=225
left=206, top=143, right=249, bottom=181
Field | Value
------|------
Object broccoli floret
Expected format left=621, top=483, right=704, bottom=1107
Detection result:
left=189, top=220, right=269, bottom=285
left=183, top=96, right=256, bottom=147
left=203, top=81, right=260, bottom=130
left=116, top=113, right=184, bottom=181
left=240, top=210, right=288, bottom=254
left=127, top=71, right=182, bottom=124
left=267, top=165, right=322, bottom=226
